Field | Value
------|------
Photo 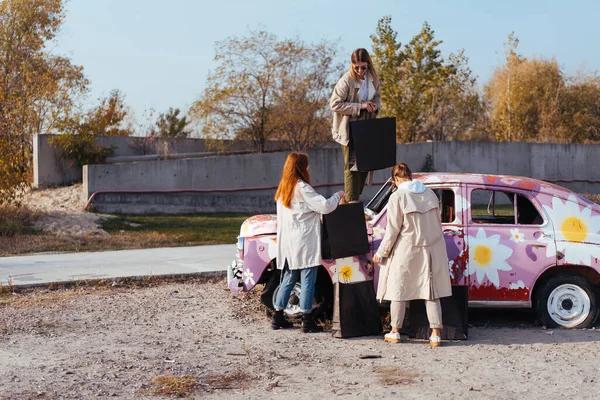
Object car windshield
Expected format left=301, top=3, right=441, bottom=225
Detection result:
left=365, top=179, right=395, bottom=215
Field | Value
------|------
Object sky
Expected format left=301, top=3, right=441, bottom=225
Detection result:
left=52, top=0, right=600, bottom=121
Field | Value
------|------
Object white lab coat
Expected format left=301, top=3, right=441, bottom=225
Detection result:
left=276, top=181, right=340, bottom=270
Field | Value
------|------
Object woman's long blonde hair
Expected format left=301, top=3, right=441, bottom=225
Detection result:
left=274, top=152, right=311, bottom=208
left=349, top=48, right=379, bottom=84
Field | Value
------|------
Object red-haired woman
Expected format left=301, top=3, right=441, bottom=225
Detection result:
left=273, top=152, right=344, bottom=332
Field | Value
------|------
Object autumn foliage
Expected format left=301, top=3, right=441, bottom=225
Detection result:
left=0, top=0, right=86, bottom=203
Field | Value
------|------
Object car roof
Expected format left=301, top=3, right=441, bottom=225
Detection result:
left=414, top=172, right=599, bottom=209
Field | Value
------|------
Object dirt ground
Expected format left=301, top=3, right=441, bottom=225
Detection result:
left=1, top=278, right=600, bottom=400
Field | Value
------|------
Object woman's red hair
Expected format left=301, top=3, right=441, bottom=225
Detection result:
left=274, top=152, right=312, bottom=208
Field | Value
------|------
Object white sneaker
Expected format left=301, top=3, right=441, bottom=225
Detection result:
left=429, top=335, right=441, bottom=347
left=384, top=331, right=401, bottom=343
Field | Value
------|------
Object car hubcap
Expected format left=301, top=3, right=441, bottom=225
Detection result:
left=273, top=283, right=304, bottom=317
left=273, top=283, right=318, bottom=317
left=547, top=284, right=590, bottom=328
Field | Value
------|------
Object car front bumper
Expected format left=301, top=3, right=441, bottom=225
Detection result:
left=227, top=259, right=244, bottom=293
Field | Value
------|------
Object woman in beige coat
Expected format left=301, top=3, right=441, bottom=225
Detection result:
left=373, top=163, right=452, bottom=347
left=330, top=48, right=381, bottom=202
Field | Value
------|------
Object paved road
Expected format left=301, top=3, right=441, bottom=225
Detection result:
left=0, top=245, right=235, bottom=287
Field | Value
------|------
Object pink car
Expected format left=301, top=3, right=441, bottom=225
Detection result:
left=227, top=173, right=600, bottom=329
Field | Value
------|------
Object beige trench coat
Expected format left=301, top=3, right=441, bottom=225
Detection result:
left=375, top=182, right=452, bottom=302
left=330, top=71, right=381, bottom=146
left=276, top=181, right=340, bottom=270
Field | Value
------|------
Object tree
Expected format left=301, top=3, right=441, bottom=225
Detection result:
left=49, top=90, right=132, bottom=169
left=556, top=72, right=600, bottom=143
left=190, top=29, right=341, bottom=152
left=155, top=107, right=191, bottom=138
left=128, top=108, right=159, bottom=155
left=484, top=33, right=564, bottom=142
left=370, top=16, right=405, bottom=132
left=269, top=39, right=341, bottom=150
left=0, top=0, right=87, bottom=203
left=371, top=17, right=481, bottom=143
left=56, top=90, right=133, bottom=137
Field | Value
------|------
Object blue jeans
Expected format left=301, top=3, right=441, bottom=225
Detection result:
left=274, top=262, right=318, bottom=313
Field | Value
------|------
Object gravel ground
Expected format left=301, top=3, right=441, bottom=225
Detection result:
left=1, top=279, right=600, bottom=400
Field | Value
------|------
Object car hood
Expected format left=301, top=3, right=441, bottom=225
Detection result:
left=240, top=214, right=277, bottom=237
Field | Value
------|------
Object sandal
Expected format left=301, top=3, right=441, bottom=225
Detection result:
left=429, top=335, right=441, bottom=347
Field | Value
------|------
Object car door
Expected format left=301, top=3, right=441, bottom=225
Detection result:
left=466, top=185, right=557, bottom=304
left=429, top=184, right=468, bottom=286
left=370, top=183, right=468, bottom=288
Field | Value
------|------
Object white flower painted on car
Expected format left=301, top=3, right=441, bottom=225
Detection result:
left=452, top=193, right=470, bottom=224
left=243, top=269, right=255, bottom=285
left=259, top=236, right=278, bottom=260
left=510, top=280, right=525, bottom=290
left=372, top=225, right=386, bottom=240
left=448, top=259, right=455, bottom=280
left=468, top=228, right=513, bottom=288
left=541, top=195, right=600, bottom=265
left=510, top=228, right=525, bottom=243
left=328, top=257, right=366, bottom=283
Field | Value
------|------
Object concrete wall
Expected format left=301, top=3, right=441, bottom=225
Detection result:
left=430, top=141, right=600, bottom=194
left=83, top=141, right=600, bottom=214
left=33, top=134, right=291, bottom=187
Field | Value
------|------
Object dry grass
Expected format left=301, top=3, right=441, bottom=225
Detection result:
left=0, top=205, right=40, bottom=237
left=0, top=213, right=251, bottom=256
left=202, top=370, right=253, bottom=391
left=0, top=288, right=90, bottom=309
left=373, top=366, right=420, bottom=386
left=229, top=283, right=270, bottom=322
left=0, top=231, right=181, bottom=256
left=0, top=276, right=224, bottom=309
left=146, top=375, right=199, bottom=397
left=0, top=276, right=14, bottom=297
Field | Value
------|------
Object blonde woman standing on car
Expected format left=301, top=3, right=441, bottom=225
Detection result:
left=272, top=152, right=344, bottom=333
left=373, top=163, right=452, bottom=347
left=330, top=48, right=381, bottom=203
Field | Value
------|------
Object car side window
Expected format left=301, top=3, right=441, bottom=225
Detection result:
left=471, top=189, right=515, bottom=224
left=471, top=190, right=543, bottom=225
left=516, top=194, right=543, bottom=225
left=432, top=189, right=455, bottom=223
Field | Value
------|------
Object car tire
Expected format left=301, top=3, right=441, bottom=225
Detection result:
left=536, top=273, right=599, bottom=329
left=260, top=268, right=281, bottom=310
left=270, top=267, right=334, bottom=320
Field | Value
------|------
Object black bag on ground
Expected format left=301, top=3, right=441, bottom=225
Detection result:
left=406, top=285, right=469, bottom=340
left=349, top=117, right=396, bottom=172
left=322, top=203, right=369, bottom=259
left=332, top=279, right=382, bottom=338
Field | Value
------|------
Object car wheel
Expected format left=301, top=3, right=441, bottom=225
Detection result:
left=272, top=282, right=307, bottom=318
left=260, top=268, right=280, bottom=310
left=271, top=266, right=334, bottom=320
left=536, top=274, right=599, bottom=328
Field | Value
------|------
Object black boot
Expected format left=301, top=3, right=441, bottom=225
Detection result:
left=271, top=310, right=293, bottom=330
left=302, top=313, right=323, bottom=333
